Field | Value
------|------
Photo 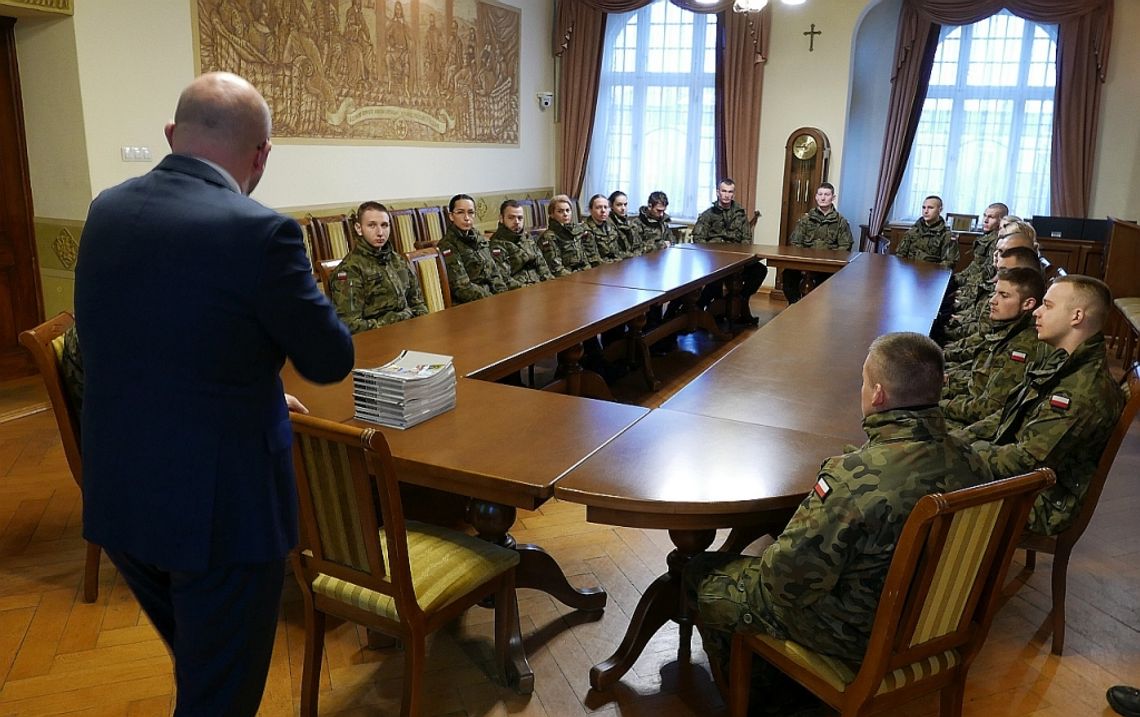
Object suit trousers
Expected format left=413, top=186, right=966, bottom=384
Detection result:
left=107, top=550, right=285, bottom=717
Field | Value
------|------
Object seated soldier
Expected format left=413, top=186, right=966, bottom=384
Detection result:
left=488, top=199, right=555, bottom=286
left=607, top=190, right=640, bottom=258
left=784, top=182, right=853, bottom=303
left=691, top=178, right=768, bottom=324
left=582, top=194, right=624, bottom=264
left=683, top=332, right=990, bottom=714
left=951, top=202, right=1009, bottom=308
left=538, top=194, right=596, bottom=274
left=940, top=266, right=1047, bottom=428
left=895, top=194, right=959, bottom=268
left=330, top=201, right=428, bottom=332
left=941, top=222, right=1039, bottom=345
left=956, top=275, right=1125, bottom=536
left=631, top=190, right=674, bottom=253
left=437, top=193, right=521, bottom=304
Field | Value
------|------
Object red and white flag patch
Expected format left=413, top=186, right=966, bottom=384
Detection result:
left=1049, top=394, right=1071, bottom=410
left=1010, top=350, right=1028, bottom=363
left=813, top=477, right=832, bottom=501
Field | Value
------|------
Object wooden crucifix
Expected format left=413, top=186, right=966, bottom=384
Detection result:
left=804, top=23, right=821, bottom=52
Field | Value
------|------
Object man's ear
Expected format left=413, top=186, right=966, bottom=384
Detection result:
left=1021, top=296, right=1038, bottom=312
left=164, top=122, right=176, bottom=150
left=871, top=382, right=887, bottom=408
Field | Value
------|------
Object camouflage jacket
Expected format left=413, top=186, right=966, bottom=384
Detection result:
left=693, top=407, right=989, bottom=664
left=941, top=312, right=1048, bottom=428
left=609, top=213, right=641, bottom=257
left=959, top=333, right=1125, bottom=535
left=437, top=225, right=520, bottom=304
left=541, top=219, right=596, bottom=273
left=535, top=229, right=572, bottom=277
left=583, top=216, right=624, bottom=263
left=942, top=290, right=993, bottom=347
left=896, top=216, right=959, bottom=268
left=329, top=241, right=427, bottom=333
left=692, top=201, right=752, bottom=244
left=788, top=207, right=853, bottom=250
left=631, top=206, right=674, bottom=252
left=61, top=325, right=85, bottom=424
left=488, top=223, right=554, bottom=286
left=951, top=230, right=998, bottom=310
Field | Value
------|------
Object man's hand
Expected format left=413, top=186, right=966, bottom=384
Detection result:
left=284, top=393, right=309, bottom=414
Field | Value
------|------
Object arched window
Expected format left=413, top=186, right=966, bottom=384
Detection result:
left=583, top=1, right=717, bottom=219
left=894, top=11, right=1057, bottom=222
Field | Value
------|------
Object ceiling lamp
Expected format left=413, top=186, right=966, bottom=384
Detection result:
left=733, top=0, right=807, bottom=11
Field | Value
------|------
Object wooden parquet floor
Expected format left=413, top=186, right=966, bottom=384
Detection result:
left=2, top=296, right=1138, bottom=716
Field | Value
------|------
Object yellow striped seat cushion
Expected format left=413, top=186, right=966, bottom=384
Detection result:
left=417, top=261, right=446, bottom=313
left=748, top=633, right=958, bottom=696
left=311, top=520, right=518, bottom=620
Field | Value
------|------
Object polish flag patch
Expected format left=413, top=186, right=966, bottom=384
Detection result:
left=813, top=477, right=832, bottom=501
left=1049, top=394, right=1071, bottom=410
left=1010, top=350, right=1028, bottom=363
left=441, top=248, right=452, bottom=256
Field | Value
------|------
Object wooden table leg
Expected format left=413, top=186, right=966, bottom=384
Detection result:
left=543, top=343, right=615, bottom=401
left=682, top=290, right=732, bottom=341
left=589, top=528, right=716, bottom=691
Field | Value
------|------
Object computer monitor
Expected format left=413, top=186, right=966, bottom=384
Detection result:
left=1083, top=218, right=1108, bottom=243
left=1031, top=216, right=1085, bottom=239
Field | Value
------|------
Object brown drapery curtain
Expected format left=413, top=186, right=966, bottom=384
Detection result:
left=869, top=0, right=1113, bottom=235
left=553, top=0, right=769, bottom=211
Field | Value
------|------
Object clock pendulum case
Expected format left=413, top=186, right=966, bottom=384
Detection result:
left=775, top=127, right=831, bottom=299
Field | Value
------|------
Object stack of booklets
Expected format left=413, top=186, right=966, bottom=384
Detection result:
left=352, top=350, right=456, bottom=429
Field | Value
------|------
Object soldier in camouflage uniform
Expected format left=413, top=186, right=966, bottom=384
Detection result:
left=583, top=194, right=624, bottom=264
left=784, top=182, right=853, bottom=303
left=607, top=191, right=641, bottom=258
left=684, top=333, right=989, bottom=707
left=631, top=191, right=674, bottom=253
left=941, top=267, right=1047, bottom=428
left=488, top=199, right=554, bottom=286
left=941, top=229, right=1039, bottom=346
left=895, top=195, right=959, bottom=268
left=957, top=276, right=1125, bottom=536
left=540, top=194, right=596, bottom=273
left=437, top=194, right=520, bottom=304
left=692, top=179, right=768, bottom=324
left=330, top=201, right=428, bottom=333
left=949, top=203, right=1008, bottom=310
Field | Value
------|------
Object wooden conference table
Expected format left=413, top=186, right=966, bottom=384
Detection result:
left=554, top=252, right=952, bottom=689
left=281, top=245, right=758, bottom=689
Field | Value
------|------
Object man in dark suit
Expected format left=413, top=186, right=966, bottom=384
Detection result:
left=74, top=72, right=354, bottom=716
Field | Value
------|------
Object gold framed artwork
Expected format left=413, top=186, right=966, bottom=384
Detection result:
left=193, top=0, right=521, bottom=145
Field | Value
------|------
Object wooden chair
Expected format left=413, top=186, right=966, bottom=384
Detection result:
left=18, top=312, right=103, bottom=603
left=316, top=259, right=342, bottom=295
left=311, top=213, right=355, bottom=262
left=516, top=198, right=538, bottom=232
left=413, top=205, right=447, bottom=248
left=298, top=216, right=319, bottom=273
left=535, top=198, right=551, bottom=228
left=946, top=213, right=978, bottom=232
left=407, top=248, right=451, bottom=313
left=1016, top=363, right=1140, bottom=655
left=859, top=224, right=890, bottom=254
left=728, top=468, right=1055, bottom=717
left=389, top=208, right=420, bottom=255
left=290, top=414, right=521, bottom=717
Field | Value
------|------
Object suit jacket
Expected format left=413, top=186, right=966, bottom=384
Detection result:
left=74, top=154, right=354, bottom=572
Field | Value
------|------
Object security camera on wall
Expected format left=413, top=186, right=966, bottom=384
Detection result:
left=536, top=92, right=554, bottom=111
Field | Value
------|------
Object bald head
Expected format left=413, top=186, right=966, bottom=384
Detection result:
left=164, top=72, right=272, bottom=194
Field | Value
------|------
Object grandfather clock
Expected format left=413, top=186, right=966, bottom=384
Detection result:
left=775, top=127, right=831, bottom=298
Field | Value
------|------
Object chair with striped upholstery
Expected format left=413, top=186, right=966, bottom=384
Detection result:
left=298, top=216, right=319, bottom=273
left=1016, top=363, right=1140, bottom=655
left=389, top=208, right=420, bottom=255
left=407, top=247, right=451, bottom=313
left=311, top=213, right=355, bottom=262
left=19, top=312, right=103, bottom=603
left=289, top=414, right=522, bottom=717
left=413, top=205, right=447, bottom=248
left=315, top=259, right=342, bottom=296
left=728, top=468, right=1055, bottom=717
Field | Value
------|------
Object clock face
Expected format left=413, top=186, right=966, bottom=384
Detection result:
left=792, top=134, right=818, bottom=160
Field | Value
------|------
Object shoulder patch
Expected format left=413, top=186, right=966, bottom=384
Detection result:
left=1010, top=350, right=1028, bottom=363
left=335, top=271, right=348, bottom=280
left=812, top=476, right=832, bottom=501
left=491, top=247, right=502, bottom=257
left=441, top=248, right=452, bottom=257
left=1049, top=394, right=1071, bottom=410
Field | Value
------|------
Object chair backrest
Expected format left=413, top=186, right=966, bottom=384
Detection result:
left=389, top=208, right=420, bottom=255
left=312, top=213, right=355, bottom=262
left=298, top=216, right=319, bottom=272
left=535, top=198, right=551, bottom=228
left=946, top=213, right=978, bottom=232
left=858, top=224, right=890, bottom=254
left=845, top=468, right=1055, bottom=703
left=407, top=247, right=451, bottom=313
left=18, top=312, right=84, bottom=487
left=414, top=205, right=447, bottom=247
left=1057, top=363, right=1140, bottom=542
left=317, top=259, right=342, bottom=295
left=516, top=199, right=538, bottom=232
left=290, top=413, right=421, bottom=619
left=1103, top=217, right=1140, bottom=300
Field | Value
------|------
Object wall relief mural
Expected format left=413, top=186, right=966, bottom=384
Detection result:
left=193, top=0, right=521, bottom=145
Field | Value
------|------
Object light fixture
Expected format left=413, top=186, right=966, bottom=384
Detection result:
left=733, top=0, right=807, bottom=11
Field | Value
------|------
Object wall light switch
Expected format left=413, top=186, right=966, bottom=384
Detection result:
left=120, top=146, right=153, bottom=162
